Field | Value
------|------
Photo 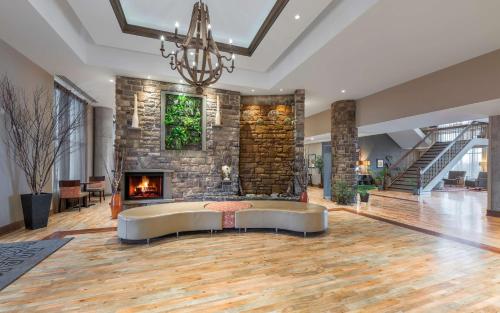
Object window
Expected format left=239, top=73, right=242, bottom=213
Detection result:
left=53, top=82, right=88, bottom=185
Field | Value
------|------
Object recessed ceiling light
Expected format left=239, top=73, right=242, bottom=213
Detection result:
left=294, top=14, right=300, bottom=20
left=147, top=75, right=151, bottom=79
left=311, top=137, right=315, bottom=141
left=279, top=88, right=283, bottom=92
left=109, top=79, right=114, bottom=83
left=251, top=89, right=255, bottom=92
left=341, top=89, right=346, bottom=93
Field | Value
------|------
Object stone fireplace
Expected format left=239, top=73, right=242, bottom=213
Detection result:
left=124, top=172, right=163, bottom=200
left=114, top=76, right=305, bottom=200
left=121, top=170, right=173, bottom=204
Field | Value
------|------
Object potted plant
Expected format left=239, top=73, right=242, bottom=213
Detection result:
left=0, top=76, right=84, bottom=229
left=313, top=156, right=324, bottom=188
left=104, top=148, right=125, bottom=219
left=358, top=188, right=370, bottom=202
left=334, top=181, right=356, bottom=205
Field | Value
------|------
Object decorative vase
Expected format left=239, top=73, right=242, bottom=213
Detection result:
left=132, top=93, right=139, bottom=128
left=21, top=193, right=52, bottom=229
left=215, top=95, right=222, bottom=126
left=110, top=193, right=122, bottom=219
left=221, top=165, right=232, bottom=181
left=299, top=191, right=308, bottom=203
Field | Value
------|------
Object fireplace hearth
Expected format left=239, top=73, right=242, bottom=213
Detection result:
left=125, top=172, right=163, bottom=200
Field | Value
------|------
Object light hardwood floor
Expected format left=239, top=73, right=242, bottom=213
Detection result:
left=0, top=194, right=499, bottom=312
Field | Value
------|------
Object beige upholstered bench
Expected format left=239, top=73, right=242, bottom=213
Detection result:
left=117, top=202, right=222, bottom=242
left=117, top=201, right=328, bottom=242
left=235, top=201, right=328, bottom=236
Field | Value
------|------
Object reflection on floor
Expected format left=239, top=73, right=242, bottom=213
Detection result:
left=308, top=186, right=500, bottom=249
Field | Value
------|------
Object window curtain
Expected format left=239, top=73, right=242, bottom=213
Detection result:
left=451, top=147, right=483, bottom=180
left=53, top=83, right=88, bottom=189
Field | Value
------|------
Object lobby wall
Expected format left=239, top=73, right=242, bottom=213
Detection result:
left=114, top=76, right=241, bottom=199
left=239, top=95, right=296, bottom=194
left=0, top=39, right=53, bottom=229
left=358, top=134, right=405, bottom=173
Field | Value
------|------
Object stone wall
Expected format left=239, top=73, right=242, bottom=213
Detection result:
left=239, top=92, right=305, bottom=195
left=115, top=76, right=240, bottom=199
left=331, top=100, right=358, bottom=200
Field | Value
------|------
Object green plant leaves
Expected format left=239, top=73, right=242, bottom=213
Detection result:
left=164, top=94, right=202, bottom=150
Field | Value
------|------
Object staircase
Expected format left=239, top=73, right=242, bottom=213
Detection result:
left=387, top=122, right=488, bottom=193
left=388, top=142, right=448, bottom=192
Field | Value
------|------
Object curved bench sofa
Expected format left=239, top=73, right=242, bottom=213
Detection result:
left=117, top=201, right=328, bottom=242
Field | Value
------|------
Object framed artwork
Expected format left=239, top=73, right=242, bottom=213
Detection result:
left=376, top=159, right=384, bottom=168
left=308, top=154, right=316, bottom=168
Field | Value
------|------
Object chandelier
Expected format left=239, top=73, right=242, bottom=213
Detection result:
left=160, top=0, right=235, bottom=94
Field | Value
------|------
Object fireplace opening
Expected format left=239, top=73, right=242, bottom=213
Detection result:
left=125, top=172, right=163, bottom=200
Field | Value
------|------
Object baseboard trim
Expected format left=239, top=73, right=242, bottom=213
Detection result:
left=486, top=210, right=500, bottom=217
left=0, top=220, right=24, bottom=236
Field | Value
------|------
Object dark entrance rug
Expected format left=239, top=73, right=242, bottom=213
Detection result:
left=0, top=238, right=72, bottom=291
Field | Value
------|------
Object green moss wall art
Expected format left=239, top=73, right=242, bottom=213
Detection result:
left=163, top=94, right=203, bottom=150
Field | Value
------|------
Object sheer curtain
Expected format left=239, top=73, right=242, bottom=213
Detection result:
left=451, top=147, right=484, bottom=180
left=53, top=83, right=88, bottom=189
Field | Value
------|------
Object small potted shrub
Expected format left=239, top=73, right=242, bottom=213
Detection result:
left=358, top=188, right=370, bottom=202
left=334, top=181, right=356, bottom=205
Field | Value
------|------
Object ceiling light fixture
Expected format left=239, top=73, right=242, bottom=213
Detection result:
left=294, top=14, right=301, bottom=20
left=279, top=88, right=284, bottom=92
left=341, top=89, right=346, bottom=93
left=109, top=79, right=114, bottom=83
left=251, top=89, right=255, bottom=93
left=160, top=0, right=235, bottom=94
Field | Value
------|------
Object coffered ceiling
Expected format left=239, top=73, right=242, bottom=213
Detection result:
left=1, top=0, right=500, bottom=122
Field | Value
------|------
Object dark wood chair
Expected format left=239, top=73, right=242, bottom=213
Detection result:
left=87, top=176, right=106, bottom=202
left=59, top=180, right=89, bottom=212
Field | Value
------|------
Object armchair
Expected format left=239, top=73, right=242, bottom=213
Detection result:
left=465, top=172, right=488, bottom=189
left=442, top=171, right=466, bottom=187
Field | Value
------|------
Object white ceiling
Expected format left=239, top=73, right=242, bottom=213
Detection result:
left=0, top=0, right=500, bottom=120
left=121, top=0, right=276, bottom=47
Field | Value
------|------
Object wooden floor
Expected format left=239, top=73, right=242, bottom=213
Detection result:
left=0, top=194, right=499, bottom=312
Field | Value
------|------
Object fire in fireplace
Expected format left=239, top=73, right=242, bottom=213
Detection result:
left=125, top=172, right=163, bottom=200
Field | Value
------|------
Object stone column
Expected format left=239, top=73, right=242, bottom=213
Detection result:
left=294, top=89, right=306, bottom=195
left=93, top=107, right=114, bottom=194
left=331, top=100, right=358, bottom=201
left=487, top=115, right=500, bottom=217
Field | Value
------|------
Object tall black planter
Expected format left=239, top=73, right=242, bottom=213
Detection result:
left=20, top=193, right=52, bottom=230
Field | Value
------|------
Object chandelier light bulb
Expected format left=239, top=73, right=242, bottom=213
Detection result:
left=232, top=53, right=235, bottom=60
left=160, top=35, right=165, bottom=41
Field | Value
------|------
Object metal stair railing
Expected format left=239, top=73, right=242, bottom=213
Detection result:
left=387, top=129, right=438, bottom=188
left=418, top=122, right=488, bottom=192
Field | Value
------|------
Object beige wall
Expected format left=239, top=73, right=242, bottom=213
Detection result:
left=0, top=39, right=53, bottom=228
left=357, top=49, right=500, bottom=127
left=305, top=110, right=330, bottom=137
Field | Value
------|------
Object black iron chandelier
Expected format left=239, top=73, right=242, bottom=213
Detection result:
left=160, top=0, right=235, bottom=94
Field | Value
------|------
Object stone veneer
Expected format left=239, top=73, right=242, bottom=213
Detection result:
left=239, top=91, right=305, bottom=195
left=115, top=76, right=240, bottom=199
left=331, top=100, right=358, bottom=200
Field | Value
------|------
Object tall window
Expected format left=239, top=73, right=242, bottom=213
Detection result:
left=451, top=147, right=485, bottom=180
left=53, top=83, right=88, bottom=186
